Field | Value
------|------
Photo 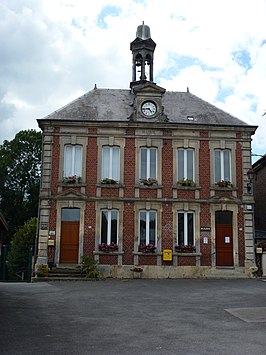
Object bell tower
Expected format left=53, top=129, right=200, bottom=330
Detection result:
left=130, top=22, right=156, bottom=88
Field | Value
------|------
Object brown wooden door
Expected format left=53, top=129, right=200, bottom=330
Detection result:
left=60, top=221, right=79, bottom=264
left=216, top=223, right=233, bottom=266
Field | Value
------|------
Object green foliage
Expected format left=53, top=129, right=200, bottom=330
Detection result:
left=0, top=129, right=42, bottom=237
left=7, top=217, right=36, bottom=278
left=81, top=256, right=101, bottom=279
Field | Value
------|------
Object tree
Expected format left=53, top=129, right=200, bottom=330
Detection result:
left=7, top=217, right=36, bottom=279
left=0, top=130, right=42, bottom=238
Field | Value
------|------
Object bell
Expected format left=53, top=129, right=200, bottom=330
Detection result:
left=136, top=59, right=142, bottom=66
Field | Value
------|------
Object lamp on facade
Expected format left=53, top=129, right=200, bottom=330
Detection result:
left=247, top=168, right=254, bottom=194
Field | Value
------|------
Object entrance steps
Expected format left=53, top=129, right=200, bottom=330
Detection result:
left=33, top=265, right=87, bottom=282
left=206, top=267, right=249, bottom=279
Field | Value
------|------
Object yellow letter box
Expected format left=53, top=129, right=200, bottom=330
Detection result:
left=163, top=249, right=172, bottom=261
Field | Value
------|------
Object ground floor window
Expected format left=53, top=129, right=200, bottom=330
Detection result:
left=177, top=211, right=195, bottom=245
left=100, top=210, right=118, bottom=244
left=139, top=210, right=157, bottom=245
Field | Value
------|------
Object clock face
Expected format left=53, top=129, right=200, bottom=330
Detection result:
left=141, top=101, right=157, bottom=116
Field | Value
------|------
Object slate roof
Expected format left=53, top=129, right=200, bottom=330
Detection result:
left=39, top=88, right=251, bottom=127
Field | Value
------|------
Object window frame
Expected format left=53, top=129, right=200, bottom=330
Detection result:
left=177, top=148, right=195, bottom=181
left=214, top=149, right=231, bottom=183
left=64, top=145, right=82, bottom=178
left=139, top=147, right=157, bottom=180
left=177, top=211, right=195, bottom=246
left=100, top=209, right=119, bottom=245
left=139, top=210, right=157, bottom=246
left=101, top=146, right=120, bottom=181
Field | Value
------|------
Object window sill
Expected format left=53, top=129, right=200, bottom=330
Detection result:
left=60, top=182, right=86, bottom=187
left=210, top=186, right=237, bottom=191
left=173, top=252, right=201, bottom=256
left=133, top=251, right=162, bottom=256
left=136, top=184, right=162, bottom=189
left=97, top=183, right=124, bottom=188
left=174, top=185, right=200, bottom=190
left=93, top=251, right=124, bottom=255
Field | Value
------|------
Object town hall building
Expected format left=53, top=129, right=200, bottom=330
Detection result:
left=36, top=23, right=257, bottom=278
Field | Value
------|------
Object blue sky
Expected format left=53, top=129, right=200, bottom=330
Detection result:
left=1, top=0, right=266, bottom=161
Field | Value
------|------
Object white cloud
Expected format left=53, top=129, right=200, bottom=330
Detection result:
left=0, top=0, right=266, bottom=159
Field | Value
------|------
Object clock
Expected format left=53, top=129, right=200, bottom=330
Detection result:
left=141, top=101, right=157, bottom=116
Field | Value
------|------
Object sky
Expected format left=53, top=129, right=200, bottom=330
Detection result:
left=1, top=0, right=266, bottom=162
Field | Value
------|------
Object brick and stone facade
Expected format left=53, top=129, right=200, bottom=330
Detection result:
left=36, top=24, right=257, bottom=278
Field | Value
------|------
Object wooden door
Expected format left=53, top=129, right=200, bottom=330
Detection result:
left=215, top=212, right=233, bottom=266
left=60, top=221, right=79, bottom=264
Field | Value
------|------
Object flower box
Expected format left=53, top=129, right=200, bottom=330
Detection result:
left=175, top=244, right=196, bottom=253
left=177, top=179, right=195, bottom=187
left=101, top=178, right=118, bottom=185
left=130, top=266, right=143, bottom=272
left=139, top=243, right=157, bottom=253
left=35, top=264, right=49, bottom=277
left=215, top=180, right=232, bottom=188
left=98, top=242, right=118, bottom=252
left=63, top=175, right=81, bottom=184
left=139, top=178, right=158, bottom=186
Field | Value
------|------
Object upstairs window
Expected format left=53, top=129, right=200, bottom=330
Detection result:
left=140, top=148, right=157, bottom=179
left=214, top=149, right=231, bottom=183
left=177, top=148, right=194, bottom=181
left=64, top=145, right=82, bottom=177
left=102, top=146, right=120, bottom=181
left=100, top=209, right=118, bottom=244
left=177, top=211, right=195, bottom=246
left=139, top=210, right=157, bottom=245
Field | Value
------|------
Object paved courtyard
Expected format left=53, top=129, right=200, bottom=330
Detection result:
left=0, top=279, right=266, bottom=354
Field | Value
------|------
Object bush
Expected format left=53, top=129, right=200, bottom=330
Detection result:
left=7, top=217, right=36, bottom=279
left=81, top=256, right=101, bottom=279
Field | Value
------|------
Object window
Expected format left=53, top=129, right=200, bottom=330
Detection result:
left=177, top=212, right=194, bottom=245
left=100, top=210, right=118, bottom=244
left=214, top=149, right=231, bottom=182
left=64, top=145, right=82, bottom=177
left=139, top=210, right=157, bottom=245
left=177, top=148, right=194, bottom=181
left=102, top=146, right=120, bottom=181
left=140, top=148, right=157, bottom=179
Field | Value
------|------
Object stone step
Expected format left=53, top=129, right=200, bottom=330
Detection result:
left=33, top=265, right=86, bottom=282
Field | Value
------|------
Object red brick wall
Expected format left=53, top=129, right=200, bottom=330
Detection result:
left=178, top=256, right=196, bottom=266
left=162, top=203, right=173, bottom=251
left=162, top=131, right=173, bottom=197
left=86, top=129, right=97, bottom=197
left=51, top=133, right=60, bottom=195
left=83, top=201, right=96, bottom=256
left=46, top=124, right=248, bottom=271
left=236, top=140, right=243, bottom=198
left=124, top=128, right=135, bottom=196
left=199, top=132, right=210, bottom=198
left=123, top=202, right=134, bottom=265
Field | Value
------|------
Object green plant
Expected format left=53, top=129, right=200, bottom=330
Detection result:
left=35, top=264, right=49, bottom=277
left=139, top=178, right=158, bottom=186
left=63, top=175, right=81, bottom=184
left=81, top=256, right=101, bottom=279
left=177, top=179, right=195, bottom=187
left=101, top=178, right=117, bottom=184
left=216, top=180, right=231, bottom=188
left=7, top=217, right=36, bottom=279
